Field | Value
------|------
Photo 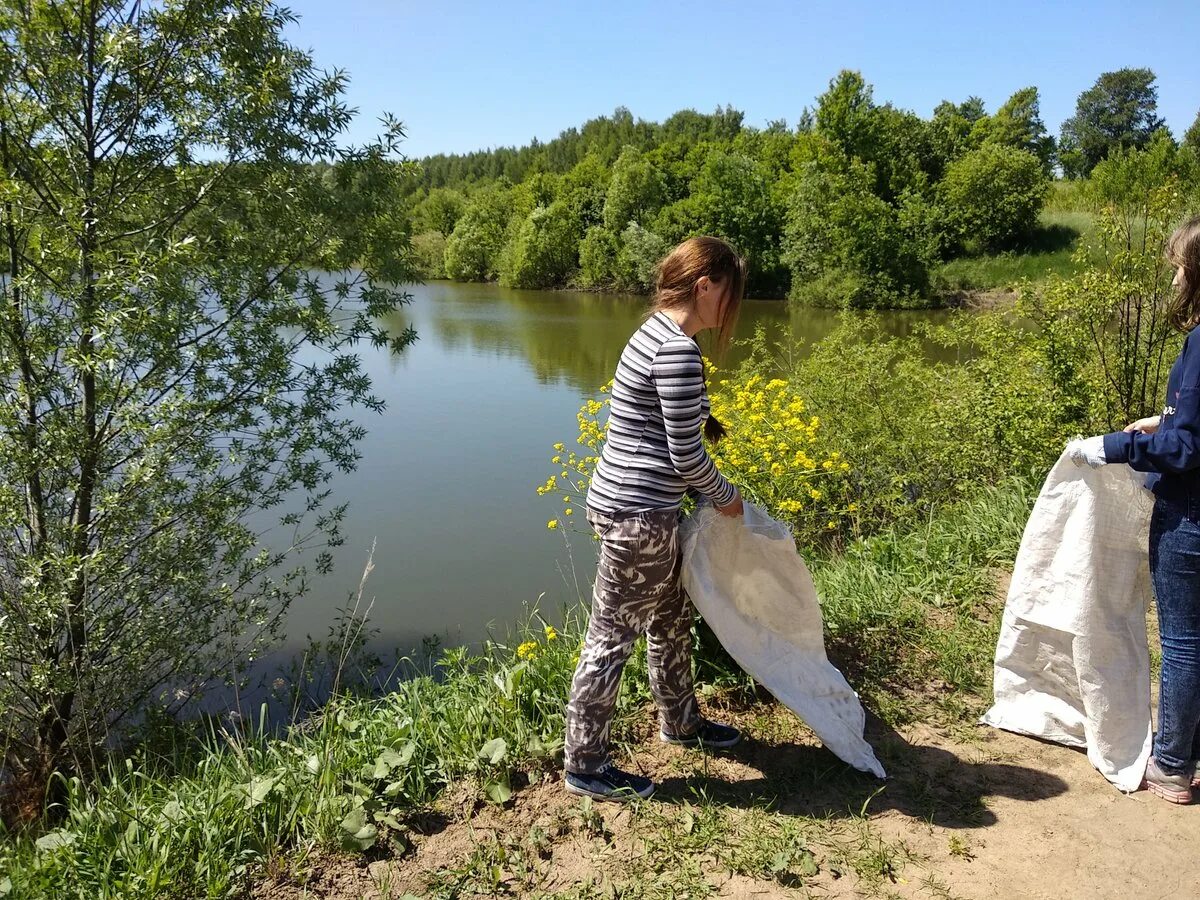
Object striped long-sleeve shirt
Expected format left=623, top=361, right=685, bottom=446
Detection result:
left=586, top=311, right=737, bottom=514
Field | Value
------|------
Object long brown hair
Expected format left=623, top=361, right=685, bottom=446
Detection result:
left=651, top=236, right=747, bottom=357
left=1167, top=216, right=1200, bottom=331
left=650, top=236, right=747, bottom=442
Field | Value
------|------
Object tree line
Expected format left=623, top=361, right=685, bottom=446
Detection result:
left=403, top=68, right=1200, bottom=307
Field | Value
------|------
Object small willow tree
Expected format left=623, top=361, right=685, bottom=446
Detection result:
left=0, top=0, right=416, bottom=802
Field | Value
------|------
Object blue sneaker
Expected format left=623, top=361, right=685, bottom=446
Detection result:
left=660, top=718, right=742, bottom=749
left=564, top=764, right=655, bottom=801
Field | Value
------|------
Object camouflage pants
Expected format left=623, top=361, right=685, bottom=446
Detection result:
left=563, top=508, right=702, bottom=774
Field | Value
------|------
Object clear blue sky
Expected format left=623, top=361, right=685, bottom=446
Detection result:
left=283, top=0, right=1200, bottom=160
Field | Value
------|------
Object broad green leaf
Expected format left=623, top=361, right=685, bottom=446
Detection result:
left=35, top=830, right=76, bottom=853
left=478, top=737, right=507, bottom=765
left=383, top=780, right=404, bottom=798
left=797, top=849, right=819, bottom=877
left=340, top=806, right=378, bottom=851
left=243, top=775, right=279, bottom=808
left=484, top=776, right=512, bottom=804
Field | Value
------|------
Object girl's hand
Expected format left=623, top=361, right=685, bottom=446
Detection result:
left=716, top=491, right=743, bottom=518
left=1124, top=415, right=1161, bottom=435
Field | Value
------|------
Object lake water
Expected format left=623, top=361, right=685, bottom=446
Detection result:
left=270, top=280, right=946, bottom=670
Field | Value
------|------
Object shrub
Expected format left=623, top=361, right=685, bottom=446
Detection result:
left=444, top=189, right=511, bottom=281
left=539, top=374, right=855, bottom=551
left=614, top=223, right=668, bottom=293
left=412, top=230, right=448, bottom=279
left=938, top=144, right=1049, bottom=253
left=603, top=145, right=666, bottom=231
left=499, top=201, right=580, bottom=289
left=782, top=160, right=935, bottom=308
left=577, top=226, right=619, bottom=288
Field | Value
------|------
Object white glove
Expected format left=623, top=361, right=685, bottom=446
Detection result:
left=1065, top=436, right=1107, bottom=468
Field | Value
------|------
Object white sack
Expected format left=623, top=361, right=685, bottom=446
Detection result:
left=681, top=502, right=886, bottom=778
left=982, top=448, right=1154, bottom=791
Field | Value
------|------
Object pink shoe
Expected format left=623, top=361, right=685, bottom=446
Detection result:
left=1142, top=757, right=1193, bottom=805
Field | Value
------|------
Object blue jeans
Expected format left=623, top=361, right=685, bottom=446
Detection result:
left=1148, top=495, right=1200, bottom=774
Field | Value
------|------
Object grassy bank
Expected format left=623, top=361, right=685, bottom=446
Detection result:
left=0, top=481, right=1033, bottom=899
left=931, top=210, right=1094, bottom=296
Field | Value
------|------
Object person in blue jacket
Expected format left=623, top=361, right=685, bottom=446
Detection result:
left=1067, top=215, right=1200, bottom=804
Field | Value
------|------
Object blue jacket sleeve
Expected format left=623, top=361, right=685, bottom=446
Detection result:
left=1103, top=333, right=1200, bottom=474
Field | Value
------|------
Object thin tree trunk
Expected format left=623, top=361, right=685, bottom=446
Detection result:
left=36, top=2, right=100, bottom=794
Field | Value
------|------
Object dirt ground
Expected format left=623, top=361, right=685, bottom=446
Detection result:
left=254, top=698, right=1200, bottom=900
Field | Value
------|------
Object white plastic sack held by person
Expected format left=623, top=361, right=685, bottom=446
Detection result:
left=983, top=446, right=1154, bottom=791
left=681, top=502, right=887, bottom=779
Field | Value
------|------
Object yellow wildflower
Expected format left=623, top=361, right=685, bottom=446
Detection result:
left=564, top=508, right=573, bottom=516
left=517, top=641, right=538, bottom=660
left=544, top=625, right=558, bottom=641
left=547, top=519, right=559, bottom=530
left=553, top=442, right=565, bottom=452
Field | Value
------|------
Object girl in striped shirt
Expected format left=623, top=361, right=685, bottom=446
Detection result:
left=564, top=237, right=747, bottom=801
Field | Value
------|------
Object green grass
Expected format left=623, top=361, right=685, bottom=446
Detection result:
left=0, top=483, right=1033, bottom=899
left=814, top=479, right=1033, bottom=723
left=932, top=210, right=1096, bottom=296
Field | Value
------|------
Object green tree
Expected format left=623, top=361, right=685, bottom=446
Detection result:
left=655, top=150, right=784, bottom=293
left=814, top=71, right=935, bottom=201
left=815, top=71, right=880, bottom=163
left=0, top=0, right=415, bottom=796
left=558, top=153, right=611, bottom=232
left=1184, top=110, right=1200, bottom=155
left=782, top=157, right=934, bottom=307
left=603, top=145, right=666, bottom=231
left=414, top=187, right=467, bottom=237
left=500, top=201, right=578, bottom=288
left=1059, top=68, right=1166, bottom=178
left=929, top=97, right=987, bottom=174
left=938, top=145, right=1049, bottom=252
left=578, top=226, right=619, bottom=287
left=614, top=223, right=669, bottom=293
left=412, top=230, right=448, bottom=278
left=444, top=187, right=511, bottom=280
left=972, top=87, right=1056, bottom=172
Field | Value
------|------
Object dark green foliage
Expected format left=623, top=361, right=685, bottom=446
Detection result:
left=654, top=150, right=785, bottom=294
left=444, top=187, right=512, bottom=280
left=556, top=153, right=611, bottom=233
left=603, top=146, right=667, bottom=231
left=938, top=145, right=1050, bottom=253
left=971, top=87, right=1056, bottom=173
left=782, top=156, right=936, bottom=308
left=409, top=71, right=1149, bottom=306
left=412, top=230, right=448, bottom=278
left=928, top=96, right=988, bottom=175
left=1060, top=68, right=1167, bottom=178
left=1186, top=110, right=1200, bottom=155
left=499, top=201, right=580, bottom=289
left=813, top=70, right=936, bottom=202
left=578, top=225, right=619, bottom=288
left=413, top=187, right=466, bottom=237
left=614, top=223, right=669, bottom=293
